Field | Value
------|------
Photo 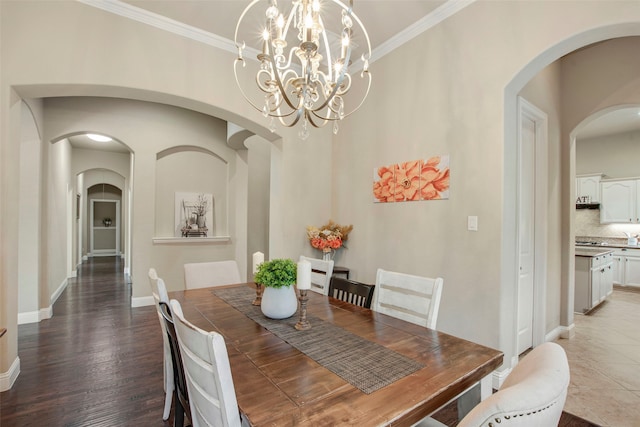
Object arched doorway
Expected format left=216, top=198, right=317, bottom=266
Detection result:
left=502, top=29, right=640, bottom=375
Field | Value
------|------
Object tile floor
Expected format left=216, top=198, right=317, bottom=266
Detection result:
left=554, top=287, right=640, bottom=427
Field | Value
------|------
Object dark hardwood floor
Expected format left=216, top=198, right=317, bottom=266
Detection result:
left=1, top=257, right=599, bottom=426
left=0, top=257, right=171, bottom=426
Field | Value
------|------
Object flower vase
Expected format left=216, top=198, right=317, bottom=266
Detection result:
left=322, top=250, right=332, bottom=261
left=197, top=214, right=206, bottom=228
left=260, top=285, right=298, bottom=319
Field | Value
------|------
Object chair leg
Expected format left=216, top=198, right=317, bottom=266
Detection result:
left=162, top=387, right=173, bottom=420
left=174, top=395, right=185, bottom=427
left=163, top=358, right=174, bottom=420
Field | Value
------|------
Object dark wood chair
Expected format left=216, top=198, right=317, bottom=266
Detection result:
left=158, top=301, right=191, bottom=427
left=328, top=276, right=375, bottom=309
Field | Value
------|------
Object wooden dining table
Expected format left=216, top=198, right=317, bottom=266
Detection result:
left=169, top=283, right=503, bottom=427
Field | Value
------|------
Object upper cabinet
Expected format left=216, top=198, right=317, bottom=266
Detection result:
left=600, top=179, right=640, bottom=223
left=576, top=174, right=603, bottom=203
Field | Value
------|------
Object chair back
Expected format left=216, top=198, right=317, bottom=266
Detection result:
left=170, top=299, right=241, bottom=427
left=149, top=268, right=170, bottom=305
left=183, top=260, right=241, bottom=289
left=299, top=255, right=334, bottom=295
left=328, top=276, right=375, bottom=308
left=148, top=269, right=174, bottom=420
left=457, top=342, right=570, bottom=427
left=159, top=300, right=191, bottom=426
left=372, top=268, right=443, bottom=329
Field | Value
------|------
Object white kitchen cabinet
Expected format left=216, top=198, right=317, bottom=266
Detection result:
left=576, top=174, right=602, bottom=203
left=624, top=255, right=640, bottom=287
left=600, top=179, right=637, bottom=223
left=610, top=248, right=640, bottom=288
left=574, top=250, right=614, bottom=313
left=612, top=254, right=624, bottom=284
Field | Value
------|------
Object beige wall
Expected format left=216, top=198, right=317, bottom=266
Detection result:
left=577, top=130, right=640, bottom=178
left=4, top=0, right=640, bottom=387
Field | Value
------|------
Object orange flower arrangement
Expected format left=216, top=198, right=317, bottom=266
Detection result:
left=306, top=221, right=353, bottom=254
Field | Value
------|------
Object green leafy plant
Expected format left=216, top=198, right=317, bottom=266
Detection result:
left=254, top=258, right=297, bottom=288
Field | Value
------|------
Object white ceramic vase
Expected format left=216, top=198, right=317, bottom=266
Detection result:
left=260, top=285, right=298, bottom=319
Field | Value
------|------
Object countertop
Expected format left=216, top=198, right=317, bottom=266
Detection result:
left=575, top=247, right=615, bottom=257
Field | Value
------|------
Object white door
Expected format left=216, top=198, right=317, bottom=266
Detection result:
left=517, top=114, right=535, bottom=355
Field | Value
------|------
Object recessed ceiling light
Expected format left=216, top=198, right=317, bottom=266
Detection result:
left=87, top=134, right=112, bottom=142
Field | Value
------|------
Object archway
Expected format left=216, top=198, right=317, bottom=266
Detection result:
left=502, top=27, right=640, bottom=376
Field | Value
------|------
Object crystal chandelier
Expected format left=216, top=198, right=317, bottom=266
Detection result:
left=234, top=0, right=372, bottom=140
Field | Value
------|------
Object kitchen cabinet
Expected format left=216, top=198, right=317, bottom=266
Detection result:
left=610, top=248, right=640, bottom=288
left=600, top=179, right=639, bottom=223
left=575, top=249, right=613, bottom=313
left=576, top=174, right=602, bottom=203
left=612, top=253, right=624, bottom=284
left=624, top=255, right=640, bottom=286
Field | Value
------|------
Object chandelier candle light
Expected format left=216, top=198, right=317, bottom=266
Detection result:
left=234, top=0, right=372, bottom=140
left=295, top=259, right=312, bottom=330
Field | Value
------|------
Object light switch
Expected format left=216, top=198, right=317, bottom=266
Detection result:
left=468, top=216, right=478, bottom=231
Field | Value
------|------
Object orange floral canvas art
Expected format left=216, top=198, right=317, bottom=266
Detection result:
left=373, top=155, right=450, bottom=203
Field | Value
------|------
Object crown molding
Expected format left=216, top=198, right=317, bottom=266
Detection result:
left=77, top=0, right=238, bottom=55
left=79, top=0, right=472, bottom=67
left=369, top=0, right=476, bottom=64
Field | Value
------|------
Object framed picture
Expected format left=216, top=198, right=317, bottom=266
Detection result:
left=175, top=192, right=214, bottom=237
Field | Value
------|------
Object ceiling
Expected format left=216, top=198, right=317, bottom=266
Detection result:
left=121, top=0, right=449, bottom=52
left=68, top=135, right=130, bottom=153
left=577, top=108, right=640, bottom=140
left=68, top=0, right=640, bottom=152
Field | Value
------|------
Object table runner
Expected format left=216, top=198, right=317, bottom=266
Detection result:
left=214, top=287, right=424, bottom=394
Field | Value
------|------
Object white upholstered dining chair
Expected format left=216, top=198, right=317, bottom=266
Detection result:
left=169, top=299, right=243, bottom=427
left=183, top=260, right=241, bottom=289
left=148, top=268, right=174, bottom=421
left=372, top=268, right=443, bottom=330
left=299, top=255, right=334, bottom=295
left=415, top=342, right=570, bottom=427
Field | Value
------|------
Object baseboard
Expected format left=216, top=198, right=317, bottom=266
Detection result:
left=17, top=310, right=39, bottom=324
left=0, top=356, right=20, bottom=392
left=557, top=323, right=575, bottom=339
left=493, top=366, right=512, bottom=390
left=17, top=305, right=53, bottom=325
left=131, top=295, right=154, bottom=308
left=51, top=278, right=68, bottom=306
left=40, top=306, right=53, bottom=320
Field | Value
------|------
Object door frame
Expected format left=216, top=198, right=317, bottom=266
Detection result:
left=515, top=97, right=548, bottom=362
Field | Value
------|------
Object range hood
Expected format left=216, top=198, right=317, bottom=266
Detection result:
left=576, top=203, right=600, bottom=209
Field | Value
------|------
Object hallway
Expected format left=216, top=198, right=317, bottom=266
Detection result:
left=0, top=257, right=170, bottom=426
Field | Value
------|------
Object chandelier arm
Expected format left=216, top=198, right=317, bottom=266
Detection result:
left=233, top=58, right=271, bottom=114
left=335, top=70, right=372, bottom=119
left=307, top=44, right=352, bottom=114
left=276, top=108, right=304, bottom=127
left=306, top=111, right=328, bottom=129
left=265, top=54, right=302, bottom=112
